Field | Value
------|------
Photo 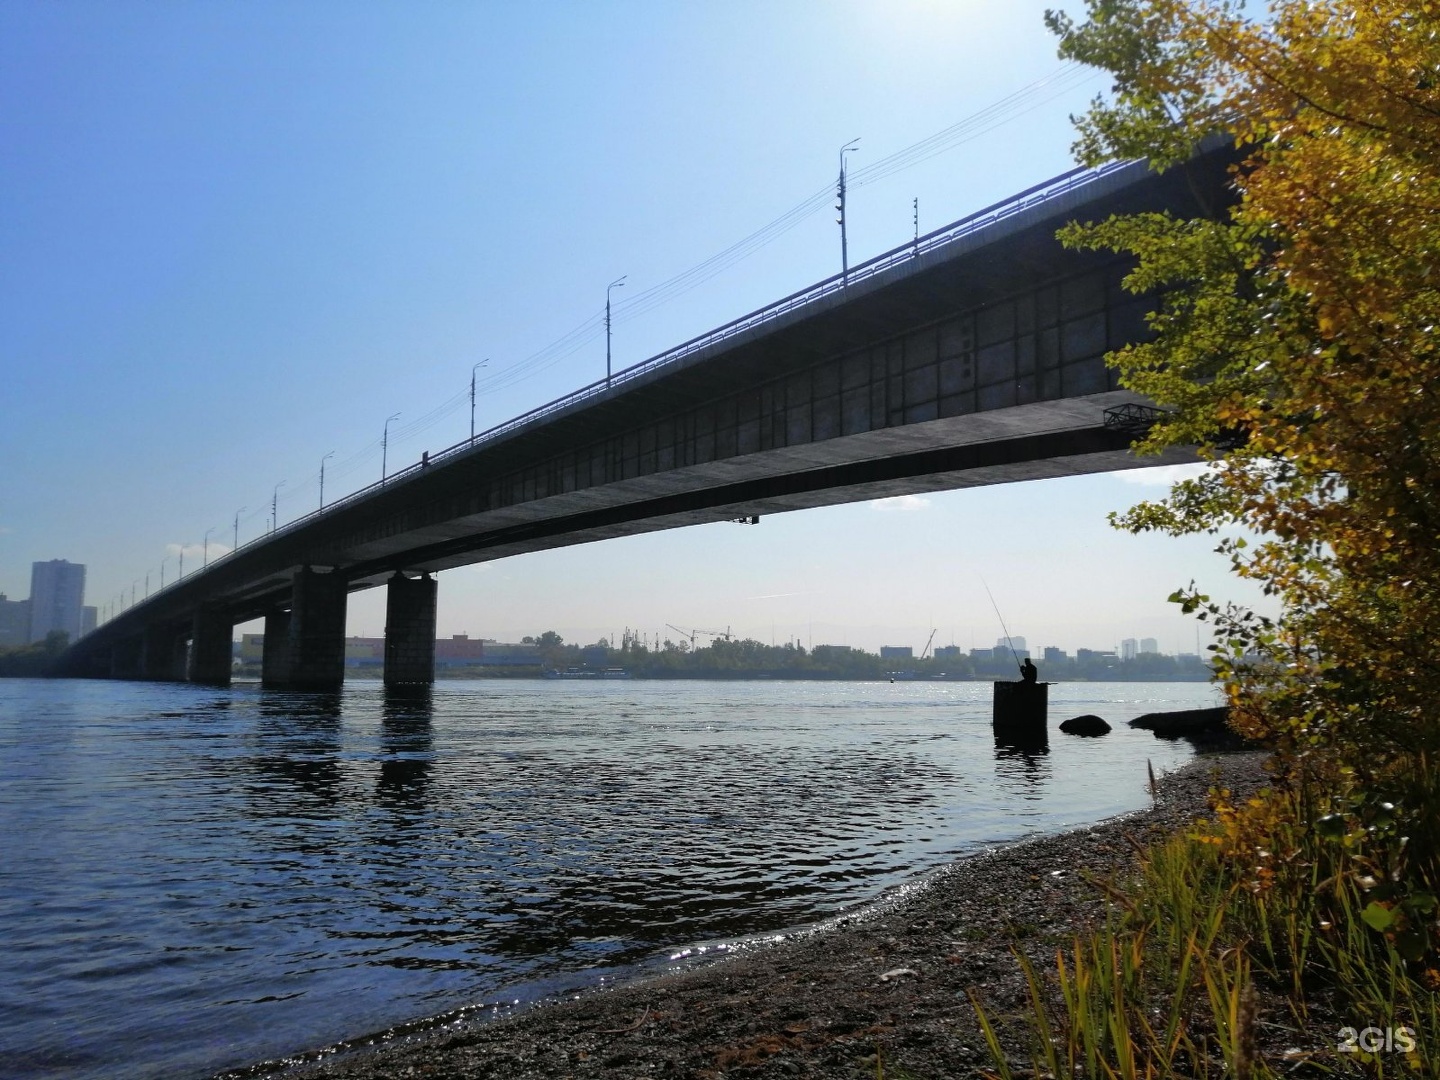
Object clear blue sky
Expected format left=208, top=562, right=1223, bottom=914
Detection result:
left=0, top=1, right=1265, bottom=656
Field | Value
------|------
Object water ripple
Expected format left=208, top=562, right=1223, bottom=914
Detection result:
left=0, top=677, right=1212, bottom=1080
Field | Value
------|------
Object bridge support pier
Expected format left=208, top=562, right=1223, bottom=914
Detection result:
left=261, top=568, right=348, bottom=691
left=261, top=609, right=291, bottom=685
left=383, top=572, right=437, bottom=687
left=142, top=625, right=188, bottom=681
left=189, top=604, right=233, bottom=686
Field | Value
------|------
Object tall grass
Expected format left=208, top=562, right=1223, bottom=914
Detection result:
left=972, top=760, right=1440, bottom=1078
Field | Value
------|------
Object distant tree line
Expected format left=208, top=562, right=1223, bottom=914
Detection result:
left=502, top=632, right=1214, bottom=682
left=0, top=631, right=69, bottom=677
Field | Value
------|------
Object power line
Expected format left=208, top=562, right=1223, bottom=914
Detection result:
left=186, top=63, right=1103, bottom=569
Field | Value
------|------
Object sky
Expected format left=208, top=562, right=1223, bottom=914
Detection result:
left=0, top=1, right=1271, bottom=657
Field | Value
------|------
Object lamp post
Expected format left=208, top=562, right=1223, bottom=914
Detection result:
left=234, top=507, right=246, bottom=551
left=837, top=138, right=860, bottom=285
left=203, top=527, right=214, bottom=568
left=606, top=277, right=626, bottom=384
left=382, top=413, right=400, bottom=480
left=179, top=548, right=184, bottom=580
left=160, top=554, right=169, bottom=590
left=272, top=481, right=286, bottom=534
left=470, top=360, right=488, bottom=443
left=320, top=452, right=334, bottom=509
left=145, top=571, right=149, bottom=599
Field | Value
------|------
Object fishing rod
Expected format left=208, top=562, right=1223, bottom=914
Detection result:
left=980, top=577, right=1024, bottom=675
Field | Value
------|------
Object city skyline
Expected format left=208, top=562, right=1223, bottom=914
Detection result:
left=0, top=2, right=1273, bottom=659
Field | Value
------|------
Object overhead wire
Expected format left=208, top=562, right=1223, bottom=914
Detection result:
left=608, top=61, right=1101, bottom=331
left=199, top=61, right=1104, bottom=565
left=847, top=62, right=1097, bottom=189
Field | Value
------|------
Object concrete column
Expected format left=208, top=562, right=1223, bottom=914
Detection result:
left=261, top=609, right=292, bottom=686
left=142, top=624, right=188, bottom=682
left=383, top=572, right=437, bottom=687
left=263, top=568, right=348, bottom=691
left=189, top=604, right=234, bottom=686
left=992, top=679, right=1048, bottom=741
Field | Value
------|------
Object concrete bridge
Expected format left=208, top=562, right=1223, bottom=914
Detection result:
left=56, top=141, right=1234, bottom=689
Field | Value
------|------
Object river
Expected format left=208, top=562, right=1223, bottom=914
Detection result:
left=0, top=677, right=1218, bottom=1079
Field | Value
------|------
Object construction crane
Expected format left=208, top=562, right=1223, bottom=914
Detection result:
left=665, top=623, right=733, bottom=647
left=919, top=628, right=937, bottom=660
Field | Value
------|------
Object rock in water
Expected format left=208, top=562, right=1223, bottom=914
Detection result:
left=1059, top=714, right=1111, bottom=736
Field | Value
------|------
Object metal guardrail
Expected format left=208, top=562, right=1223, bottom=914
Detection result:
left=127, top=155, right=1141, bottom=614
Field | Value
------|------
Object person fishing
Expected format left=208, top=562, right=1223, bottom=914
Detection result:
left=982, top=578, right=1032, bottom=681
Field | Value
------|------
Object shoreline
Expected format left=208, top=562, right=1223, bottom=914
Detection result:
left=218, top=749, right=1271, bottom=1080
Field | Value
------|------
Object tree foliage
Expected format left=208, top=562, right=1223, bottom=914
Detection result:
left=1047, top=0, right=1440, bottom=925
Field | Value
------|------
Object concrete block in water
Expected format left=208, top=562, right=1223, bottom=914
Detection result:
left=993, top=679, right=1047, bottom=738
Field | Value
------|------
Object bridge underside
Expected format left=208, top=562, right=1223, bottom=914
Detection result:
left=59, top=388, right=1185, bottom=687
left=341, top=389, right=1184, bottom=582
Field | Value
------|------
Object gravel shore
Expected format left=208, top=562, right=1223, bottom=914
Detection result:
left=223, top=749, right=1271, bottom=1080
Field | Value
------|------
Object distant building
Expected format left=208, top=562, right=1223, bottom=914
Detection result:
left=1076, top=648, right=1118, bottom=664
left=933, top=644, right=960, bottom=660
left=481, top=640, right=542, bottom=666
left=0, top=594, right=30, bottom=648
left=233, top=633, right=544, bottom=671
left=969, top=647, right=994, bottom=661
left=344, top=637, right=384, bottom=666
left=1043, top=646, right=1067, bottom=663
left=1140, top=637, right=1159, bottom=655
left=1121, top=638, right=1138, bottom=661
left=434, top=633, right=486, bottom=667
left=29, top=559, right=86, bottom=644
left=237, top=633, right=265, bottom=663
left=880, top=645, right=913, bottom=659
left=996, top=635, right=1027, bottom=654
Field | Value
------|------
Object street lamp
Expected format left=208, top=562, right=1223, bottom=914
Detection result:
left=203, top=527, right=214, bottom=567
left=234, top=507, right=246, bottom=551
left=837, top=138, right=860, bottom=285
left=320, top=452, right=334, bottom=509
left=606, top=277, right=626, bottom=383
left=272, top=481, right=286, bottom=533
left=382, top=413, right=401, bottom=480
left=470, top=360, right=488, bottom=443
left=145, top=571, right=149, bottom=598
left=178, top=548, right=185, bottom=580
left=160, top=554, right=170, bottom=590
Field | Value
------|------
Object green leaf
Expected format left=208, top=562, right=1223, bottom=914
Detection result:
left=1361, top=902, right=1397, bottom=933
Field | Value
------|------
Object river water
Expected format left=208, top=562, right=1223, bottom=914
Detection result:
left=0, top=677, right=1218, bottom=1079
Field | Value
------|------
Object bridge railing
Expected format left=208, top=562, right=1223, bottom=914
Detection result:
left=144, top=155, right=1140, bottom=604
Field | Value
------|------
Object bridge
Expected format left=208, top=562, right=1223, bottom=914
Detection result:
left=56, top=141, right=1234, bottom=689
